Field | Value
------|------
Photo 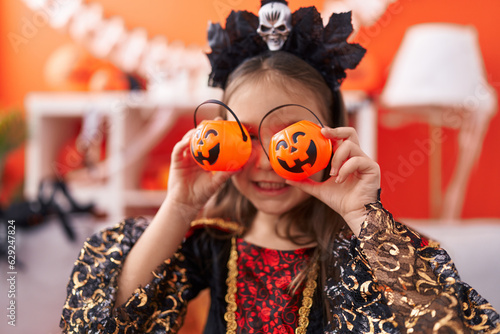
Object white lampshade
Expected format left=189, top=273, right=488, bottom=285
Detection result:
left=379, top=23, right=498, bottom=221
left=380, top=23, right=496, bottom=114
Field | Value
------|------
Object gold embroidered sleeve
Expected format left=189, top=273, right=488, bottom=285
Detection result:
left=357, top=202, right=500, bottom=333
left=60, top=217, right=191, bottom=333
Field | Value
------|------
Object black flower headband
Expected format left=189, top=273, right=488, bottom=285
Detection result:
left=206, top=0, right=366, bottom=92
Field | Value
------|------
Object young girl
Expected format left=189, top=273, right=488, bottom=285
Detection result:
left=61, top=2, right=499, bottom=333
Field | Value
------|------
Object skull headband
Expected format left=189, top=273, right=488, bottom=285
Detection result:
left=207, top=0, right=366, bottom=92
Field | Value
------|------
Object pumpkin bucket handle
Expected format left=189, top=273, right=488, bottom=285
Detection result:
left=193, top=99, right=248, bottom=142
left=257, top=104, right=325, bottom=160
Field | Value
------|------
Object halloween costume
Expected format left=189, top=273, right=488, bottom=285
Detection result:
left=61, top=1, right=500, bottom=333
left=60, top=202, right=499, bottom=333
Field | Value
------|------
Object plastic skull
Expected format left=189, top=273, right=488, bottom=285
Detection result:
left=257, top=2, right=292, bottom=51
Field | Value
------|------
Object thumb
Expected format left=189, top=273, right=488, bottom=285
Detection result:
left=285, top=177, right=321, bottom=197
left=212, top=170, right=234, bottom=186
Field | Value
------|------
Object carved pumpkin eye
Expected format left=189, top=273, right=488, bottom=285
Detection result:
left=199, top=129, right=218, bottom=145
left=275, top=140, right=288, bottom=151
left=292, top=131, right=305, bottom=143
left=205, top=129, right=217, bottom=138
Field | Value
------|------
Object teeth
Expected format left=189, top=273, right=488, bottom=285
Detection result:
left=257, top=182, right=286, bottom=190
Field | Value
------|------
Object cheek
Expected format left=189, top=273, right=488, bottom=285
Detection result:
left=295, top=189, right=313, bottom=202
left=230, top=172, right=247, bottom=197
left=249, top=141, right=261, bottom=161
left=229, top=142, right=260, bottom=189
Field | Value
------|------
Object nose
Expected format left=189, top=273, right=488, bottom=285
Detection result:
left=252, top=142, right=273, bottom=170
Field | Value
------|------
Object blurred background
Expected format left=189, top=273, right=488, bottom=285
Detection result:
left=0, top=0, right=499, bottom=333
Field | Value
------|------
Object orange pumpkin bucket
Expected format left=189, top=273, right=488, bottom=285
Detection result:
left=190, top=100, right=251, bottom=171
left=259, top=104, right=333, bottom=181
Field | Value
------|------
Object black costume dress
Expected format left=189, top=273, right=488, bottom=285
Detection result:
left=60, top=202, right=500, bottom=333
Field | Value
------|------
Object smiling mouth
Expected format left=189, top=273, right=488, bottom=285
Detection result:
left=254, top=181, right=288, bottom=190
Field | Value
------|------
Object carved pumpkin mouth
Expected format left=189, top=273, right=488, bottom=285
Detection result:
left=191, top=142, right=220, bottom=166
left=276, top=139, right=317, bottom=173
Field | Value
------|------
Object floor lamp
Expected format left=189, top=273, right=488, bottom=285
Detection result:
left=380, top=23, right=497, bottom=221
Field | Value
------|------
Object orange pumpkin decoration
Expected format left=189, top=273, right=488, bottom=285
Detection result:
left=88, top=63, right=130, bottom=91
left=190, top=100, right=251, bottom=171
left=268, top=120, right=332, bottom=181
left=44, top=43, right=102, bottom=91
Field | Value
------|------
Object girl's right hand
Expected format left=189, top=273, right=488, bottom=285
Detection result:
left=165, top=128, right=234, bottom=217
left=116, top=128, right=233, bottom=305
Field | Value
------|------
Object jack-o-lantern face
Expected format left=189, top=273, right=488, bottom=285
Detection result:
left=269, top=120, right=332, bottom=181
left=190, top=120, right=252, bottom=171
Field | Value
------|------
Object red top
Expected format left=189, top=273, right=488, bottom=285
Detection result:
left=235, top=238, right=314, bottom=334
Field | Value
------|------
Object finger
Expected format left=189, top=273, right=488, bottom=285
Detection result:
left=285, top=177, right=321, bottom=197
left=321, top=127, right=360, bottom=146
left=330, top=140, right=366, bottom=176
left=335, top=156, right=380, bottom=184
left=211, top=170, right=235, bottom=189
left=172, top=129, right=196, bottom=162
left=182, top=127, right=197, bottom=142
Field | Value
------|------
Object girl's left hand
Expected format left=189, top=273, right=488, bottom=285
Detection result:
left=286, top=126, right=380, bottom=236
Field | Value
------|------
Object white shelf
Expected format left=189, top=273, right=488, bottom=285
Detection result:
left=24, top=90, right=206, bottom=221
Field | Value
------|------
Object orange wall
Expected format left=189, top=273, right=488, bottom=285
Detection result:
left=0, top=0, right=321, bottom=107
left=353, top=0, right=500, bottom=219
left=1, top=0, right=499, bottom=219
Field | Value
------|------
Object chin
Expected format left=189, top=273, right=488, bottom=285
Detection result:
left=250, top=196, right=308, bottom=217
